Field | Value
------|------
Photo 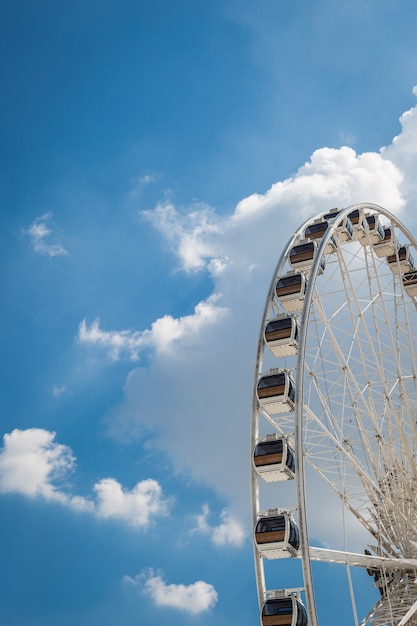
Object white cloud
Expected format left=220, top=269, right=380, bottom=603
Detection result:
left=94, top=477, right=169, bottom=527
left=128, top=172, right=158, bottom=198
left=0, top=428, right=169, bottom=527
left=52, top=384, right=68, bottom=397
left=129, top=569, right=217, bottom=614
left=382, top=85, right=417, bottom=208
left=142, top=201, right=225, bottom=272
left=139, top=174, right=154, bottom=184
left=0, top=428, right=76, bottom=502
left=78, top=295, right=228, bottom=361
left=25, top=212, right=68, bottom=257
left=195, top=504, right=246, bottom=547
left=232, top=146, right=404, bottom=222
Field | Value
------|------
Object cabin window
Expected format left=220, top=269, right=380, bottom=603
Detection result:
left=305, top=222, right=328, bottom=238
left=276, top=275, right=303, bottom=290
left=286, top=448, right=296, bottom=473
left=288, top=521, right=300, bottom=550
left=345, top=218, right=354, bottom=237
left=255, top=440, right=284, bottom=456
left=290, top=243, right=315, bottom=258
left=348, top=209, right=360, bottom=225
left=263, top=599, right=293, bottom=616
left=266, top=318, right=292, bottom=333
left=388, top=246, right=414, bottom=266
left=376, top=222, right=384, bottom=240
left=323, top=209, right=339, bottom=220
left=258, top=374, right=286, bottom=390
left=382, top=227, right=392, bottom=242
left=296, top=603, right=308, bottom=626
left=256, top=517, right=286, bottom=534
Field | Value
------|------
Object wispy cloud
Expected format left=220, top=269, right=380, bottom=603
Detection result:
left=0, top=428, right=168, bottom=527
left=128, top=171, right=158, bottom=198
left=142, top=201, right=225, bottom=272
left=194, top=504, right=246, bottom=547
left=52, top=384, right=68, bottom=398
left=124, top=569, right=218, bottom=614
left=24, top=212, right=68, bottom=257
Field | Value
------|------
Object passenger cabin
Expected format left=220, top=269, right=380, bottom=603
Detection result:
left=261, top=595, right=308, bottom=626
left=322, top=208, right=340, bottom=220
left=253, top=435, right=295, bottom=482
left=257, top=370, right=295, bottom=414
left=360, top=214, right=385, bottom=246
left=387, top=246, right=415, bottom=275
left=323, top=209, right=353, bottom=238
left=322, top=209, right=354, bottom=242
left=304, top=221, right=336, bottom=254
left=403, top=270, right=417, bottom=297
left=372, top=226, right=398, bottom=258
left=275, top=272, right=307, bottom=313
left=255, top=512, right=300, bottom=559
left=288, top=240, right=325, bottom=274
left=347, top=209, right=367, bottom=241
left=264, top=315, right=299, bottom=358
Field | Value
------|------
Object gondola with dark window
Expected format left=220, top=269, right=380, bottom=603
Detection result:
left=347, top=208, right=367, bottom=240
left=360, top=214, right=385, bottom=246
left=255, top=512, right=300, bottom=558
left=372, top=226, right=398, bottom=258
left=264, top=315, right=299, bottom=357
left=387, top=245, right=415, bottom=275
left=261, top=595, right=308, bottom=626
left=403, top=270, right=417, bottom=297
left=253, top=435, right=295, bottom=482
left=304, top=221, right=336, bottom=253
left=276, top=272, right=307, bottom=313
left=288, top=240, right=325, bottom=274
left=322, top=209, right=354, bottom=242
left=257, top=370, right=296, bottom=414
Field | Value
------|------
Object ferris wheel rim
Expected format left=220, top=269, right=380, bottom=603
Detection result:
left=251, top=203, right=417, bottom=626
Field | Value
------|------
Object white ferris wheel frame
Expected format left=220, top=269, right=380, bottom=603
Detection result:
left=250, top=203, right=417, bottom=626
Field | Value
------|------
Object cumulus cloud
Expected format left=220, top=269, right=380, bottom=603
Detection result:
left=78, top=295, right=228, bottom=361
left=382, top=85, right=417, bottom=208
left=24, top=212, right=68, bottom=257
left=125, top=569, right=217, bottom=614
left=94, top=477, right=168, bottom=527
left=195, top=504, right=246, bottom=547
left=0, top=428, right=169, bottom=527
left=0, top=427, right=75, bottom=502
left=232, top=146, right=404, bottom=222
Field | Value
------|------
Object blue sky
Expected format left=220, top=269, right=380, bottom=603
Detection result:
left=2, top=1, right=417, bottom=624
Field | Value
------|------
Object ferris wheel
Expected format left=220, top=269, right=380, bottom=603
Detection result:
left=250, top=204, right=417, bottom=626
